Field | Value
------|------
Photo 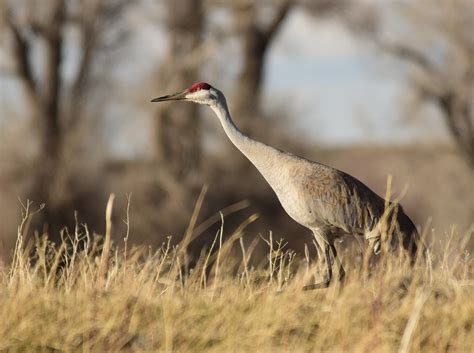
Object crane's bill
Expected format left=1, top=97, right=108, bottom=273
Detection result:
left=151, top=90, right=187, bottom=102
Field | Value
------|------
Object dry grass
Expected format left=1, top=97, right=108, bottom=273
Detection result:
left=0, top=197, right=472, bottom=353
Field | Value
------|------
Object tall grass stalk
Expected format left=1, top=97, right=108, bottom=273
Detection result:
left=0, top=198, right=472, bottom=352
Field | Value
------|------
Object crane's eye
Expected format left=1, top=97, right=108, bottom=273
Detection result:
left=209, top=90, right=218, bottom=100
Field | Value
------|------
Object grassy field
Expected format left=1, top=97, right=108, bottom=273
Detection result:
left=0, top=197, right=472, bottom=352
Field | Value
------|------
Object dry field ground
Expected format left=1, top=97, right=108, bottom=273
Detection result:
left=0, top=196, right=472, bottom=353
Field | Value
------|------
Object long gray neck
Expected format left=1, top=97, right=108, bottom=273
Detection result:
left=210, top=98, right=287, bottom=185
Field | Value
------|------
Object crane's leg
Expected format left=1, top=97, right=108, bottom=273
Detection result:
left=304, top=232, right=333, bottom=290
left=330, top=243, right=345, bottom=282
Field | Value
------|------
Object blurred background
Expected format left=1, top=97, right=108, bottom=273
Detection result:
left=0, top=0, right=473, bottom=261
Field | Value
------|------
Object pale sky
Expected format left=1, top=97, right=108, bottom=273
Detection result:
left=264, top=9, right=447, bottom=146
left=0, top=6, right=449, bottom=159
left=108, top=6, right=449, bottom=158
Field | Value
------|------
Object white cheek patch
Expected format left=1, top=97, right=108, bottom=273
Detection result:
left=187, top=90, right=210, bottom=102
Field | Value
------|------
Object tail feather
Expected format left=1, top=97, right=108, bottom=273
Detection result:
left=367, top=204, right=423, bottom=260
left=396, top=206, right=423, bottom=259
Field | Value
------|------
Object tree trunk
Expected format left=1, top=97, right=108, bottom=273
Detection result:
left=232, top=1, right=293, bottom=132
left=438, top=93, right=474, bottom=169
left=233, top=19, right=267, bottom=121
left=154, top=0, right=204, bottom=179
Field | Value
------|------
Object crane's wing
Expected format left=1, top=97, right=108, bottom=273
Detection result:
left=295, top=164, right=386, bottom=234
left=288, top=158, right=419, bottom=255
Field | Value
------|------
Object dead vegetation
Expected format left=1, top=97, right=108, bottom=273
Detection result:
left=0, top=1, right=472, bottom=349
left=0, top=195, right=472, bottom=352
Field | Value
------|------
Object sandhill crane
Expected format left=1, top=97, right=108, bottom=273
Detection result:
left=151, top=82, right=421, bottom=289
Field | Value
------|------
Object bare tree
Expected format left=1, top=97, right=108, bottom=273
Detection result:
left=229, top=0, right=293, bottom=128
left=152, top=0, right=350, bottom=169
left=0, top=0, right=133, bottom=225
left=154, top=0, right=204, bottom=179
left=350, top=0, right=474, bottom=169
left=226, top=0, right=348, bottom=131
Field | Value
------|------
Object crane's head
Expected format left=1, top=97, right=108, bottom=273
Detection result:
left=151, top=82, right=222, bottom=106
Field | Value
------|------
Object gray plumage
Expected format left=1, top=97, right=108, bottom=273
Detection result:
left=151, top=82, right=421, bottom=289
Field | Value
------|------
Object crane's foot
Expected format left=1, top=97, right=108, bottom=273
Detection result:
left=303, top=268, right=345, bottom=290
left=303, top=281, right=330, bottom=290
left=337, top=266, right=346, bottom=283
left=303, top=280, right=330, bottom=290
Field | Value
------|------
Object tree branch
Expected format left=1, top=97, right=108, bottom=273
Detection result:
left=262, top=0, right=293, bottom=43
left=378, top=41, right=437, bottom=77
left=5, top=14, right=37, bottom=99
left=74, top=0, right=132, bottom=92
left=71, top=17, right=98, bottom=100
